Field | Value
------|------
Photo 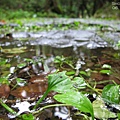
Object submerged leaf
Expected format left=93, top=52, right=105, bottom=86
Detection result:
left=10, top=83, right=48, bottom=98
left=0, top=84, right=10, bottom=98
left=93, top=97, right=116, bottom=119
left=54, top=91, right=94, bottom=119
left=1, top=47, right=27, bottom=54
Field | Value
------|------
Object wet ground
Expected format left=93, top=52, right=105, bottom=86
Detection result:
left=0, top=18, right=120, bottom=120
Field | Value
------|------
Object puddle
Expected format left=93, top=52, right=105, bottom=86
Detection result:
left=0, top=18, right=120, bottom=120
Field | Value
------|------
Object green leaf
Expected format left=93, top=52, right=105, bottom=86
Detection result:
left=0, top=99, right=16, bottom=115
left=54, top=91, right=94, bottom=119
left=79, top=71, right=89, bottom=77
left=66, top=70, right=75, bottom=75
left=17, top=63, right=26, bottom=68
left=33, top=71, right=73, bottom=109
left=54, top=56, right=65, bottom=63
left=100, top=69, right=112, bottom=75
left=0, top=58, right=8, bottom=65
left=47, top=71, right=73, bottom=93
left=21, top=113, right=34, bottom=120
left=102, top=84, right=120, bottom=104
left=72, top=77, right=86, bottom=89
left=0, top=77, right=9, bottom=84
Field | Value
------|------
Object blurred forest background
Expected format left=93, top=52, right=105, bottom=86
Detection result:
left=0, top=0, right=120, bottom=19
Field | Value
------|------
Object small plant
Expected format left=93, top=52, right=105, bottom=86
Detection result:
left=33, top=71, right=94, bottom=119
left=116, top=40, right=120, bottom=49
left=54, top=55, right=75, bottom=69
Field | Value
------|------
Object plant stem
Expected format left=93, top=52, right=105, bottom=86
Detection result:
left=0, top=99, right=16, bottom=115
left=87, top=83, right=101, bottom=95
left=33, top=89, right=50, bottom=110
left=33, top=103, right=71, bottom=114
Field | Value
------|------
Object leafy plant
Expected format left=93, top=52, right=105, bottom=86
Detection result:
left=33, top=71, right=94, bottom=119
left=100, top=64, right=112, bottom=75
left=116, top=40, right=120, bottom=49
left=0, top=77, right=9, bottom=84
left=102, top=84, right=120, bottom=104
left=19, top=113, right=34, bottom=120
left=54, top=91, right=94, bottom=120
left=33, top=71, right=73, bottom=109
left=0, top=58, right=11, bottom=81
left=54, top=56, right=75, bottom=69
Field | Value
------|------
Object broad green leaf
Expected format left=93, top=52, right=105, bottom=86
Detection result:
left=34, top=71, right=73, bottom=109
left=47, top=71, right=73, bottom=93
left=102, top=84, right=120, bottom=104
left=93, top=97, right=116, bottom=119
left=54, top=91, right=94, bottom=119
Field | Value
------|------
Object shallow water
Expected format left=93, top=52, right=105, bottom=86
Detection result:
left=0, top=18, right=120, bottom=120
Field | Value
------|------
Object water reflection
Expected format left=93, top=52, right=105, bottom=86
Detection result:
left=54, top=106, right=72, bottom=120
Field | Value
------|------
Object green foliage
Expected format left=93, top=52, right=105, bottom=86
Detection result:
left=100, top=69, right=112, bottom=75
left=116, top=40, right=120, bottom=49
left=0, top=9, right=34, bottom=20
left=54, top=91, right=94, bottom=120
left=102, top=84, right=120, bottom=104
left=72, top=77, right=86, bottom=89
left=47, top=71, right=73, bottom=93
left=54, top=55, right=75, bottom=69
left=20, top=113, right=34, bottom=120
left=0, top=0, right=119, bottom=19
left=17, top=63, right=27, bottom=68
left=16, top=78, right=27, bottom=86
left=100, top=64, right=112, bottom=75
left=33, top=71, right=94, bottom=119
left=0, top=77, right=9, bottom=84
left=1, top=53, right=120, bottom=119
left=0, top=57, right=11, bottom=77
left=33, top=71, right=73, bottom=109
left=66, top=70, right=75, bottom=76
left=0, top=99, right=16, bottom=115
